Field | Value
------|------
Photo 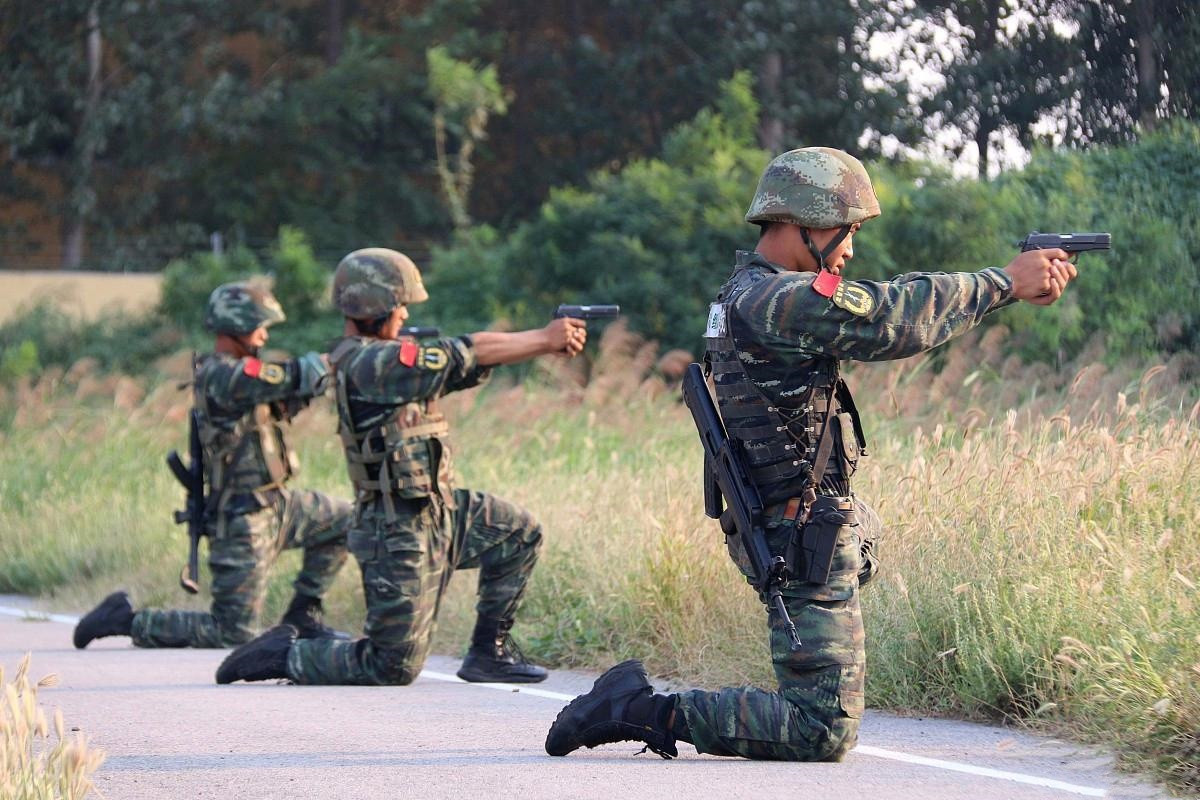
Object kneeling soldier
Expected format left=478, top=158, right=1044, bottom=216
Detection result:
left=216, top=249, right=585, bottom=685
left=74, top=281, right=354, bottom=649
left=545, top=147, right=1075, bottom=761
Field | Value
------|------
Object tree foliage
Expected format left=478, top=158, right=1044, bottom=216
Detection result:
left=425, top=73, right=767, bottom=353
left=906, top=0, right=1079, bottom=177
left=1066, top=0, right=1200, bottom=143
left=429, top=76, right=1200, bottom=364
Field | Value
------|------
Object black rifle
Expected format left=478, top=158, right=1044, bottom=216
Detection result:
left=166, top=409, right=206, bottom=594
left=682, top=362, right=801, bottom=650
left=398, top=326, right=441, bottom=338
left=1018, top=232, right=1111, bottom=257
left=554, top=304, right=620, bottom=320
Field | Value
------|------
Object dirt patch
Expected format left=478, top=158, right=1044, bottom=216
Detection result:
left=0, top=271, right=161, bottom=322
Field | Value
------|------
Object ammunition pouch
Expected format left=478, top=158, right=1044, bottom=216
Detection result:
left=832, top=412, right=862, bottom=480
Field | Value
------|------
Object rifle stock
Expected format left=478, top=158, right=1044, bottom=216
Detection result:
left=682, top=363, right=801, bottom=650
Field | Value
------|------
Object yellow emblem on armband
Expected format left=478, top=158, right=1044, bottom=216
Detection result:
left=420, top=347, right=448, bottom=371
left=260, top=363, right=287, bottom=384
left=831, top=282, right=875, bottom=317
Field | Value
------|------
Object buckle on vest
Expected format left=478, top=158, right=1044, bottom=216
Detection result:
left=782, top=497, right=803, bottom=522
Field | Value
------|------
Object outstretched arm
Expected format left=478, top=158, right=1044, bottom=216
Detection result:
left=471, top=318, right=587, bottom=366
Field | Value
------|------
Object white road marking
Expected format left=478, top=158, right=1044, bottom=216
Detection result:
left=854, top=746, right=1107, bottom=797
left=2, top=605, right=1108, bottom=796
left=0, top=605, right=84, bottom=626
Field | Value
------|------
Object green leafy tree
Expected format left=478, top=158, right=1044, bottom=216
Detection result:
left=734, top=0, right=920, bottom=156
left=904, top=0, right=1078, bottom=177
left=427, top=46, right=510, bottom=229
left=0, top=0, right=226, bottom=269
left=427, top=72, right=767, bottom=352
left=1065, top=0, right=1200, bottom=143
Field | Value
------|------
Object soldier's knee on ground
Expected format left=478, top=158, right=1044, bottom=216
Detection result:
left=374, top=645, right=422, bottom=686
left=820, top=715, right=860, bottom=762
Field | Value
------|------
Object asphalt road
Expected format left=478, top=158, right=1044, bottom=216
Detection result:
left=0, top=600, right=1169, bottom=800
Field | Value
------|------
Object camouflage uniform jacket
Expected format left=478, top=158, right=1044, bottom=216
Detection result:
left=708, top=250, right=1015, bottom=507
left=193, top=352, right=318, bottom=517
left=327, top=335, right=491, bottom=518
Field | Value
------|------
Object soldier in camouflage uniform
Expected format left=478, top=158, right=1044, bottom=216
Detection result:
left=216, top=249, right=586, bottom=685
left=74, top=281, right=354, bottom=650
left=546, top=147, right=1076, bottom=760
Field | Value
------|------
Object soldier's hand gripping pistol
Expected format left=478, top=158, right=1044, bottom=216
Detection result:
left=682, top=363, right=802, bottom=650
left=166, top=409, right=206, bottom=594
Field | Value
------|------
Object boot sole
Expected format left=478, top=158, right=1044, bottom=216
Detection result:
left=456, top=667, right=548, bottom=684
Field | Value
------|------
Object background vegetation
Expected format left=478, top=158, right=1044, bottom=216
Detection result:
left=2, top=0, right=1197, bottom=270
left=0, top=328, right=1196, bottom=792
left=2, top=0, right=1199, bottom=795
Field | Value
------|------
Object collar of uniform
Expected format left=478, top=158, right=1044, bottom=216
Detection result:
left=735, top=250, right=786, bottom=274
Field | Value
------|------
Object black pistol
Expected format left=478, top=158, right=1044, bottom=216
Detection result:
left=553, top=304, right=620, bottom=321
left=398, top=326, right=441, bottom=338
left=1018, top=232, right=1111, bottom=258
left=166, top=409, right=206, bottom=594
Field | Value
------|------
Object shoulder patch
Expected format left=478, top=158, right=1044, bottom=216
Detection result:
left=259, top=363, right=287, bottom=384
left=831, top=282, right=875, bottom=317
left=811, top=270, right=842, bottom=298
left=420, top=346, right=448, bottom=371
left=398, top=340, right=419, bottom=368
left=243, top=358, right=263, bottom=377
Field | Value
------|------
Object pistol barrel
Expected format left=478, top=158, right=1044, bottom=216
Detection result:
left=1019, top=232, right=1111, bottom=252
left=554, top=304, right=621, bottom=320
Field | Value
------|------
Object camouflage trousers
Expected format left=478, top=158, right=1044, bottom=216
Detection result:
left=286, top=487, right=542, bottom=685
left=674, top=495, right=881, bottom=761
left=130, top=488, right=352, bottom=648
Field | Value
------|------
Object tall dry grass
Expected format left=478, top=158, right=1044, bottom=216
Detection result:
left=1, top=655, right=105, bottom=800
left=0, top=324, right=1197, bottom=791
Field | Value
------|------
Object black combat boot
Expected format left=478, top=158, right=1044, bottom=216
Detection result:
left=215, top=625, right=297, bottom=684
left=280, top=594, right=351, bottom=640
left=456, top=618, right=548, bottom=683
left=73, top=591, right=135, bottom=649
left=545, top=659, right=679, bottom=758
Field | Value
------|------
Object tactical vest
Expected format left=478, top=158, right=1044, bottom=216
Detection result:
left=704, top=267, right=865, bottom=509
left=192, top=354, right=295, bottom=514
left=329, top=337, right=455, bottom=519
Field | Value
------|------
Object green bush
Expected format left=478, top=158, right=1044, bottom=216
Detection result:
left=156, top=227, right=339, bottom=354
left=0, top=302, right=182, bottom=382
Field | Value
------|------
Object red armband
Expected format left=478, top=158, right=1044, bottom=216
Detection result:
left=398, top=340, right=419, bottom=367
left=811, top=269, right=842, bottom=298
left=243, top=358, right=263, bottom=377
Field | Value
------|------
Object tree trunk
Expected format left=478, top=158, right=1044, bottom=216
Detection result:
left=758, top=51, right=784, bottom=154
left=1134, top=0, right=1159, bottom=129
left=326, top=0, right=344, bottom=66
left=975, top=0, right=1002, bottom=178
left=62, top=1, right=102, bottom=270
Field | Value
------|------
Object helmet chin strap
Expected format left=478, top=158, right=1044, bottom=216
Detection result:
left=801, top=225, right=852, bottom=272
left=234, top=335, right=260, bottom=358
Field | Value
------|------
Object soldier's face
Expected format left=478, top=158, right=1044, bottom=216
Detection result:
left=377, top=305, right=410, bottom=339
left=243, top=327, right=269, bottom=348
left=809, top=224, right=860, bottom=274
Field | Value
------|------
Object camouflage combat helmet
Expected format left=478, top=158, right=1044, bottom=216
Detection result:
left=332, top=248, right=428, bottom=319
left=745, top=147, right=881, bottom=229
left=204, top=281, right=286, bottom=336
